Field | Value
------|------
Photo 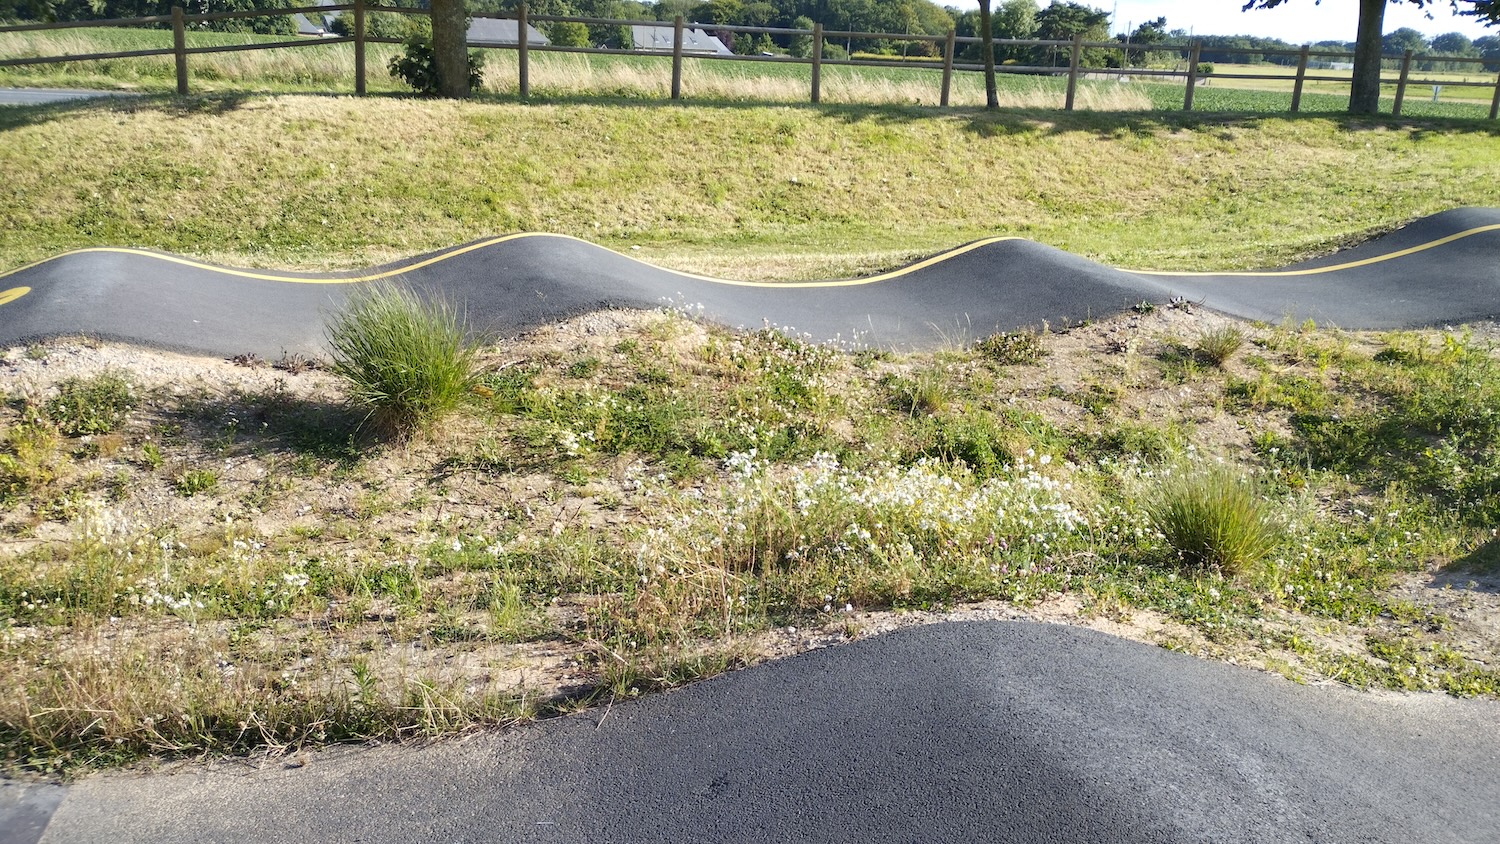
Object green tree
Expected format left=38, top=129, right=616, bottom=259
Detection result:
left=1244, top=0, right=1499, bottom=115
left=1383, top=25, right=1428, bottom=56
left=549, top=19, right=591, bottom=45
left=1033, top=0, right=1109, bottom=66
left=1477, top=33, right=1500, bottom=69
left=788, top=13, right=814, bottom=56
left=1120, top=15, right=1167, bottom=66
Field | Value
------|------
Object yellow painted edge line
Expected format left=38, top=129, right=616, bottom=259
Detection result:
left=0, top=286, right=30, bottom=307
left=1125, top=223, right=1500, bottom=278
left=0, top=224, right=1495, bottom=289
left=0, top=235, right=1023, bottom=289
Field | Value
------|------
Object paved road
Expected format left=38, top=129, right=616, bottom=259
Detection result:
left=9, top=622, right=1500, bottom=844
left=0, top=87, right=133, bottom=106
left=2, top=208, right=1498, bottom=356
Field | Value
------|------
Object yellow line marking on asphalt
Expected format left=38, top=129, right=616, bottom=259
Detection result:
left=1126, top=224, right=1500, bottom=277
left=0, top=224, right=1495, bottom=289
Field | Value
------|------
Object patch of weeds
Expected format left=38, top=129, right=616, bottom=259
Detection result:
left=1156, top=343, right=1206, bottom=383
left=909, top=412, right=1014, bottom=478
left=1082, top=421, right=1180, bottom=461
left=1195, top=325, right=1245, bottom=367
left=324, top=283, right=481, bottom=440
left=1, top=419, right=61, bottom=504
left=1225, top=372, right=1334, bottom=414
left=1068, top=382, right=1123, bottom=418
left=479, top=365, right=539, bottom=415
left=173, top=468, right=219, bottom=497
left=565, top=356, right=602, bottom=378
left=45, top=371, right=137, bottom=436
left=481, top=577, right=547, bottom=641
left=1145, top=462, right=1280, bottom=575
left=975, top=331, right=1047, bottom=366
left=884, top=371, right=948, bottom=416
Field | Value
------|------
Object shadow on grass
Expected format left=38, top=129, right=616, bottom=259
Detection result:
left=0, top=89, right=258, bottom=131
left=2, top=83, right=1495, bottom=140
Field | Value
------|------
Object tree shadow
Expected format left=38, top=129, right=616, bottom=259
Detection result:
left=0, top=89, right=255, bottom=131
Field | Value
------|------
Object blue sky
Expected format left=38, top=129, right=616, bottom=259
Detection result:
left=945, top=1, right=1499, bottom=43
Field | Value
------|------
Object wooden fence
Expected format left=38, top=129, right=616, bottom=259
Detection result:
left=2, top=4, right=1498, bottom=119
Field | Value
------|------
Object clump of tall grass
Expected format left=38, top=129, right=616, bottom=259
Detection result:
left=1145, top=461, right=1280, bottom=575
left=1195, top=325, right=1246, bottom=367
left=324, top=282, right=481, bottom=439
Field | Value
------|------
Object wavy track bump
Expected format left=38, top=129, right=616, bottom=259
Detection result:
left=2, top=208, right=1498, bottom=357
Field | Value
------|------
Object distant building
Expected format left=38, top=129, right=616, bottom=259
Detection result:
left=467, top=18, right=551, bottom=47
left=630, top=24, right=732, bottom=55
left=292, top=11, right=337, bottom=36
left=292, top=7, right=549, bottom=46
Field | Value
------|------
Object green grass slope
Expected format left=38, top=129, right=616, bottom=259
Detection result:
left=2, top=94, right=1498, bottom=279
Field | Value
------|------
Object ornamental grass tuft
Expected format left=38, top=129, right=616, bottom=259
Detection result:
left=1146, top=461, right=1280, bottom=575
left=325, top=283, right=481, bottom=440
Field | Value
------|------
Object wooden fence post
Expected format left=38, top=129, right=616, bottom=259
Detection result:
left=1393, top=49, right=1412, bottom=116
left=810, top=22, right=823, bottom=104
left=353, top=0, right=366, bottom=95
left=1290, top=44, right=1308, bottom=113
left=1064, top=33, right=1081, bottom=111
left=1491, top=71, right=1500, bottom=120
left=1183, top=41, right=1201, bottom=110
left=940, top=28, right=954, bottom=107
left=517, top=1, right=530, bottom=99
left=171, top=5, right=188, bottom=96
left=671, top=15, right=683, bottom=100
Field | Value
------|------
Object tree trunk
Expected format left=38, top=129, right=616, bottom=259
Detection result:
left=431, top=0, right=470, bottom=99
left=1349, top=0, right=1386, bottom=114
left=978, top=0, right=997, bottom=109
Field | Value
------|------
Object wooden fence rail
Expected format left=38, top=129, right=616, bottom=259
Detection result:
left=2, top=5, right=1498, bottom=120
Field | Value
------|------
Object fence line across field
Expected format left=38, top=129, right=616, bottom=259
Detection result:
left=1, top=3, right=1497, bottom=119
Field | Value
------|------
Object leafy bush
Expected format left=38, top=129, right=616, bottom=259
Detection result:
left=45, top=371, right=136, bottom=436
left=325, top=283, right=482, bottom=439
left=1195, top=325, right=1245, bottom=367
left=976, top=331, right=1047, bottom=366
left=388, top=34, right=485, bottom=95
left=1146, top=462, right=1279, bottom=575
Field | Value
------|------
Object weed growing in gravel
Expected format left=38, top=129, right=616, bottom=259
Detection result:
left=44, top=371, right=136, bottom=436
left=975, top=331, right=1047, bottom=366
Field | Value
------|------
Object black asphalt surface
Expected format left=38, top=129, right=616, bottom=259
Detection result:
left=0, top=88, right=134, bottom=106
left=3, top=207, right=1498, bottom=357
left=11, top=622, right=1500, bottom=844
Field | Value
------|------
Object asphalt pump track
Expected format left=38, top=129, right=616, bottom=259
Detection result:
left=3, top=207, right=1500, bottom=357
left=6, top=622, right=1499, bottom=844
